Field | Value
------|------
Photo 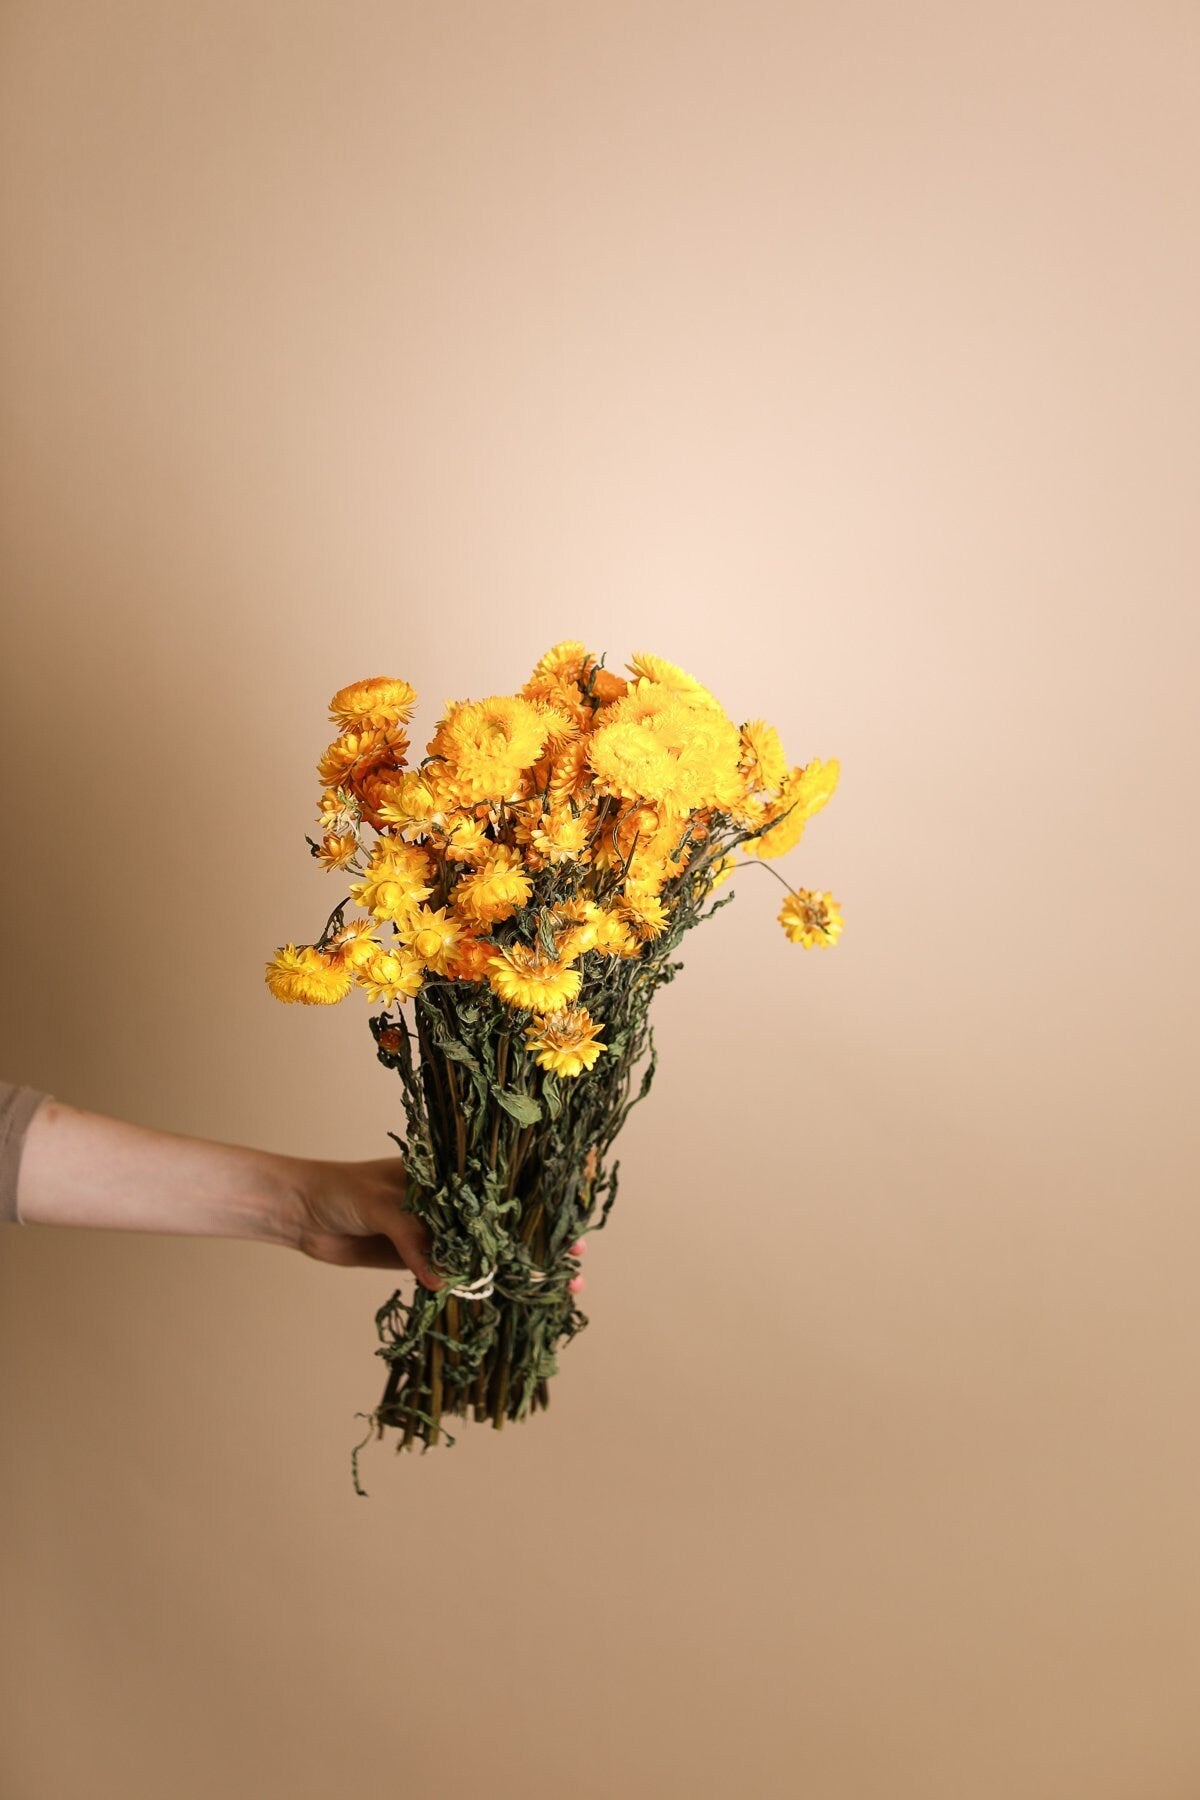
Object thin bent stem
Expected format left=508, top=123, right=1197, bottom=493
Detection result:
left=736, top=857, right=800, bottom=897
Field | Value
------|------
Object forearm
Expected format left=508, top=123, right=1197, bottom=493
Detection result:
left=14, top=1097, right=307, bottom=1247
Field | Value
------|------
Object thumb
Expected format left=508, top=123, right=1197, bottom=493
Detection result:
left=386, top=1207, right=443, bottom=1292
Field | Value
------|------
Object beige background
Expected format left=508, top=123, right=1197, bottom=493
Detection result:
left=2, top=3, right=1198, bottom=1796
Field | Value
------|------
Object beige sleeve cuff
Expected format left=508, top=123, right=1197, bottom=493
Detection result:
left=0, top=1083, right=51, bottom=1225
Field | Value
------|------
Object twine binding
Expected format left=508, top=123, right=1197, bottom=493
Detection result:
left=448, top=1270, right=496, bottom=1300
left=448, top=1265, right=550, bottom=1300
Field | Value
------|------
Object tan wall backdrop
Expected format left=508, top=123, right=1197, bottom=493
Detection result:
left=3, top=4, right=1199, bottom=1797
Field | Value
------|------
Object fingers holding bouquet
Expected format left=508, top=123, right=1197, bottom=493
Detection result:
left=294, top=1155, right=443, bottom=1288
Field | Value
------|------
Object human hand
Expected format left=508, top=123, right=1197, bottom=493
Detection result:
left=289, top=1155, right=443, bottom=1288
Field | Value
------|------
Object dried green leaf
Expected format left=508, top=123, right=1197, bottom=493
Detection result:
left=492, top=1088, right=543, bottom=1125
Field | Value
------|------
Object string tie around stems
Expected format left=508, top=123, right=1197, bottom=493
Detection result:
left=447, top=1266, right=552, bottom=1301
left=448, top=1270, right=498, bottom=1300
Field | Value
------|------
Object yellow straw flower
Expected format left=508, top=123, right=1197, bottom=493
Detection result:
left=317, top=786, right=361, bottom=833
left=620, top=888, right=670, bottom=939
left=445, top=931, right=498, bottom=983
left=588, top=908, right=641, bottom=957
left=523, top=673, right=592, bottom=730
left=530, top=640, right=592, bottom=683
left=524, top=808, right=592, bottom=865
left=366, top=837, right=434, bottom=878
left=356, top=946, right=425, bottom=1003
left=394, top=904, right=464, bottom=975
left=590, top=667, right=629, bottom=704
left=486, top=943, right=582, bottom=1013
left=314, top=827, right=360, bottom=871
left=265, top=945, right=309, bottom=1003
left=778, top=889, right=844, bottom=948
left=328, top=677, right=418, bottom=731
left=316, top=725, right=409, bottom=793
left=741, top=758, right=841, bottom=860
left=593, top=681, right=743, bottom=813
left=443, top=814, right=493, bottom=865
left=452, top=845, right=533, bottom=924
left=626, top=651, right=721, bottom=710
left=431, top=695, right=552, bottom=802
left=348, top=840, right=435, bottom=921
left=349, top=870, right=431, bottom=924
left=738, top=719, right=789, bottom=794
left=324, top=919, right=381, bottom=970
left=544, top=739, right=592, bottom=809
left=586, top=720, right=676, bottom=802
left=372, top=770, right=442, bottom=833
left=524, top=1005, right=607, bottom=1078
left=264, top=944, right=353, bottom=1005
left=549, top=896, right=601, bottom=958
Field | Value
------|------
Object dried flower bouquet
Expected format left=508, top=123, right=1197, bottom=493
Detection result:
left=266, top=645, right=841, bottom=1478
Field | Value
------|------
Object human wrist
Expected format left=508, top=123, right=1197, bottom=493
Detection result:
left=244, top=1149, right=310, bottom=1250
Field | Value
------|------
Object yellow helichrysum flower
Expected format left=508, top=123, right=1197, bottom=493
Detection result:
left=606, top=679, right=695, bottom=738
left=595, top=681, right=743, bottom=813
left=550, top=896, right=601, bottom=959
left=445, top=931, right=497, bottom=983
left=556, top=895, right=601, bottom=925
left=366, top=836, right=433, bottom=878
left=372, top=770, right=441, bottom=833
left=661, top=714, right=744, bottom=813
left=329, top=677, right=418, bottom=731
left=353, top=840, right=436, bottom=916
left=317, top=726, right=412, bottom=833
left=590, top=667, right=629, bottom=704
left=396, top=905, right=465, bottom=975
left=778, top=889, right=844, bottom=948
left=523, top=642, right=621, bottom=717
left=314, top=827, right=360, bottom=871
left=621, top=799, right=696, bottom=873
left=610, top=801, right=688, bottom=871
left=316, top=724, right=409, bottom=792
left=554, top=920, right=597, bottom=960
left=620, top=887, right=670, bottom=940
left=521, top=808, right=591, bottom=866
left=317, top=786, right=361, bottom=833
left=544, top=738, right=592, bottom=810
left=524, top=675, right=591, bottom=730
left=738, top=720, right=789, bottom=795
left=588, top=907, right=641, bottom=958
left=443, top=813, right=492, bottom=865
left=265, top=945, right=309, bottom=1002
left=528, top=700, right=579, bottom=750
left=324, top=919, right=381, bottom=970
left=625, top=858, right=673, bottom=899
left=486, top=943, right=582, bottom=1013
left=626, top=651, right=722, bottom=710
left=522, top=643, right=594, bottom=726
left=727, top=791, right=769, bottom=834
left=529, top=641, right=592, bottom=684
left=524, top=1005, right=607, bottom=1078
left=430, top=695, right=553, bottom=803
left=790, top=756, right=841, bottom=820
left=741, top=758, right=841, bottom=861
left=451, top=844, right=533, bottom=924
left=586, top=720, right=676, bottom=802
left=356, top=946, right=425, bottom=1003
left=350, top=869, right=432, bottom=924
left=264, top=944, right=354, bottom=1005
